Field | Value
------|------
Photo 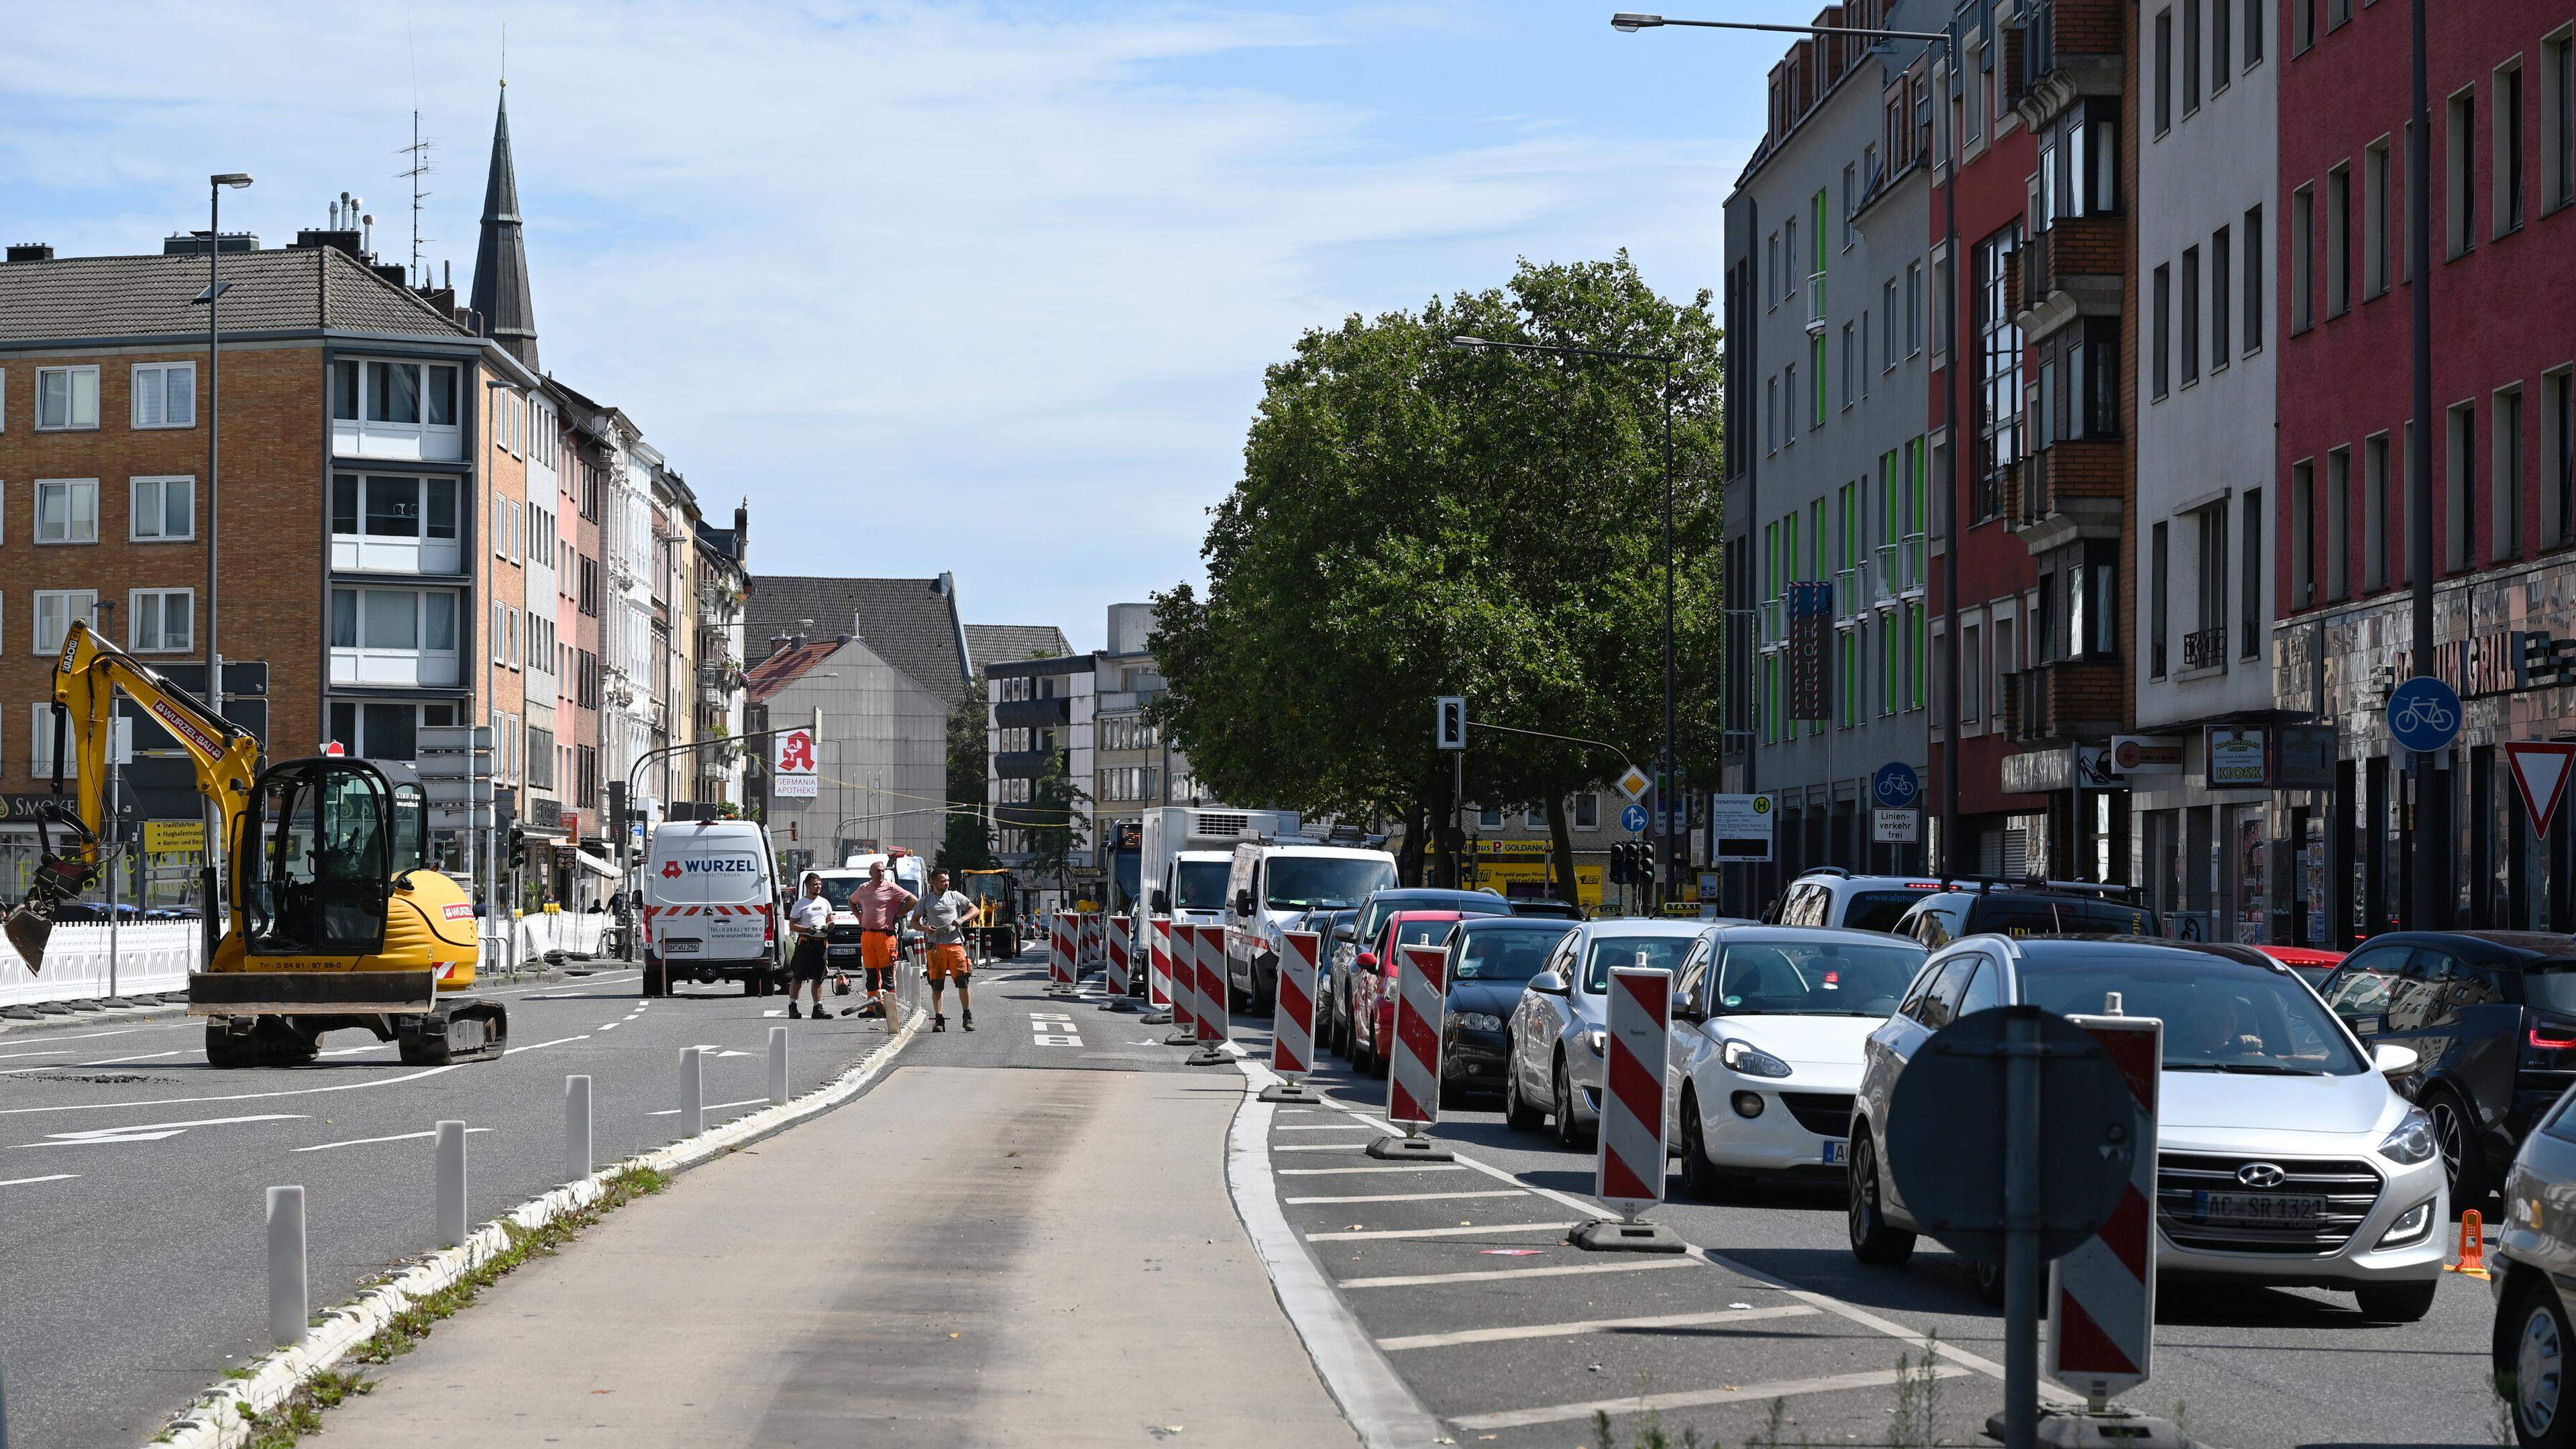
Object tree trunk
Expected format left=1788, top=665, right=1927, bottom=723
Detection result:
left=1432, top=750, right=1460, bottom=890
left=1546, top=789, right=1580, bottom=915
left=1398, top=786, right=1428, bottom=887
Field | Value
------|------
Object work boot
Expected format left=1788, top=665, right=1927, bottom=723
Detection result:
left=932, top=1013, right=948, bottom=1033
left=962, top=1008, right=975, bottom=1032
left=788, top=1003, right=803, bottom=1019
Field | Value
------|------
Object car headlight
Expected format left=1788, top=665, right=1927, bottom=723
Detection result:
left=1586, top=1028, right=1609, bottom=1055
left=2376, top=1199, right=2436, bottom=1248
left=1721, top=1038, right=1794, bottom=1079
left=1452, top=1012, right=1503, bottom=1032
left=2378, top=1106, right=2437, bottom=1166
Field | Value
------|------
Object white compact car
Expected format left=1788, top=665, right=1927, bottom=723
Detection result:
left=1503, top=918, right=1711, bottom=1148
left=1848, top=934, right=2447, bottom=1319
left=1666, top=926, right=1929, bottom=1197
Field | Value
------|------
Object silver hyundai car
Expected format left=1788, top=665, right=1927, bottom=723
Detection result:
left=1848, top=934, right=2447, bottom=1320
left=1503, top=917, right=1708, bottom=1148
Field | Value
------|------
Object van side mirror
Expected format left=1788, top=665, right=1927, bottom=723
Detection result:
left=1234, top=888, right=1255, bottom=916
left=1150, top=889, right=1169, bottom=915
left=1529, top=970, right=1570, bottom=997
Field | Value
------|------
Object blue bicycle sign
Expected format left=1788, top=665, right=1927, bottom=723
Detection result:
left=2386, top=675, right=2463, bottom=754
left=1872, top=762, right=1921, bottom=810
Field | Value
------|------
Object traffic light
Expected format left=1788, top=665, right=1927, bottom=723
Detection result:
left=1638, top=841, right=1656, bottom=885
left=1608, top=843, right=1633, bottom=885
left=508, top=826, right=529, bottom=871
left=1434, top=696, right=1466, bottom=751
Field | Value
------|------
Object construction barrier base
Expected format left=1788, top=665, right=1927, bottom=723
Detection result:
left=1164, top=1028, right=1199, bottom=1045
left=1140, top=1009, right=1173, bottom=1025
left=1982, top=1409, right=2200, bottom=1448
left=1365, top=1134, right=1453, bottom=1161
left=1257, top=1081, right=1324, bottom=1104
left=1185, top=1045, right=1233, bottom=1065
left=1566, top=1218, right=1686, bottom=1254
left=1097, top=995, right=1138, bottom=1013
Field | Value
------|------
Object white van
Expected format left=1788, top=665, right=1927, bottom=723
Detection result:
left=1224, top=841, right=1398, bottom=1012
left=642, top=819, right=782, bottom=998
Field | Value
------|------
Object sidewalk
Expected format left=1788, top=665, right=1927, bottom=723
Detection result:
left=317, top=1065, right=1364, bottom=1448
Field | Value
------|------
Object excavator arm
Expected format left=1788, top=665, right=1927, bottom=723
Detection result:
left=3, top=619, right=260, bottom=972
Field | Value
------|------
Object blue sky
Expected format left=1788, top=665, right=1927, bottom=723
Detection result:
left=3, top=2, right=1785, bottom=651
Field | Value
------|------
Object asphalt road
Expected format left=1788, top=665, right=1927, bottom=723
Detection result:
left=0, top=959, right=945, bottom=1449
left=1248, top=1014, right=2506, bottom=1449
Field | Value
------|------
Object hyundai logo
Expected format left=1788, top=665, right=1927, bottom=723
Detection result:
left=2237, top=1162, right=2288, bottom=1189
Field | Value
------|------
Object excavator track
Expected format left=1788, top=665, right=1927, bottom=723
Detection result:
left=396, top=998, right=510, bottom=1066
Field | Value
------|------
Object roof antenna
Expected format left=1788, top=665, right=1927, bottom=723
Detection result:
left=398, top=109, right=435, bottom=286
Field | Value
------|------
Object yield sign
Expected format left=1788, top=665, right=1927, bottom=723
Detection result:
left=2505, top=743, right=2576, bottom=834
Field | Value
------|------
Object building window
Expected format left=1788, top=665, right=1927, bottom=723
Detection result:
left=2155, top=10, right=2174, bottom=133
left=35, top=366, right=99, bottom=431
left=2364, top=433, right=2390, bottom=590
left=127, top=362, right=197, bottom=429
left=1962, top=623, right=1984, bottom=722
left=2152, top=264, right=2172, bottom=398
left=129, top=476, right=195, bottom=541
left=2246, top=0, right=2263, bottom=66
left=2290, top=185, right=2314, bottom=331
left=331, top=358, right=464, bottom=461
left=331, top=474, right=461, bottom=574
left=1477, top=806, right=1505, bottom=830
left=2496, top=385, right=2528, bottom=562
left=2292, top=460, right=2316, bottom=606
left=2151, top=522, right=2171, bottom=678
left=2447, top=401, right=2475, bottom=572
left=2327, top=448, right=2351, bottom=600
left=2183, top=0, right=2202, bottom=115
left=325, top=701, right=457, bottom=763
left=2035, top=318, right=2121, bottom=443
left=1906, top=261, right=1923, bottom=355
left=2194, top=504, right=2229, bottom=662
left=2499, top=60, right=2527, bottom=235
left=2181, top=247, right=2202, bottom=384
left=1841, top=321, right=1856, bottom=409
left=329, top=587, right=462, bottom=688
left=2548, top=368, right=2575, bottom=547
left=2296, top=0, right=2314, bottom=52
left=33, top=590, right=97, bottom=654
left=2243, top=205, right=2265, bottom=351
left=2548, top=31, right=2576, bottom=213
left=2364, top=140, right=2392, bottom=297
left=35, top=478, right=99, bottom=544
left=2240, top=488, right=2263, bottom=659
left=2214, top=0, right=2233, bottom=83
left=2448, top=88, right=2478, bottom=258
left=2211, top=226, right=2233, bottom=365
left=128, top=588, right=193, bottom=653
left=2324, top=163, right=2351, bottom=316
left=1973, top=227, right=2023, bottom=521
left=2328, top=0, right=2349, bottom=29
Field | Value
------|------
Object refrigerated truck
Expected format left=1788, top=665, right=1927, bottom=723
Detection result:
left=1137, top=806, right=1302, bottom=932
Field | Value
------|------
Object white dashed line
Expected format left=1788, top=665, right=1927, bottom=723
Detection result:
left=294, top=1126, right=496, bottom=1153
left=1284, top=1189, right=1529, bottom=1205
left=1449, top=1364, right=1974, bottom=1432
left=1305, top=1221, right=1576, bottom=1242
left=1377, top=1305, right=1820, bottom=1352
left=0, top=1173, right=80, bottom=1187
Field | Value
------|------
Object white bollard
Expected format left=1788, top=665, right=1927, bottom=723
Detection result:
left=267, top=1185, right=307, bottom=1348
left=680, top=1047, right=704, bottom=1137
left=767, top=1026, right=789, bottom=1104
left=435, top=1120, right=468, bottom=1248
left=564, top=1075, right=593, bottom=1183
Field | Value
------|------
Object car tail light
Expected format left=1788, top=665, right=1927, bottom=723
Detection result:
left=2531, top=1024, right=2576, bottom=1052
left=761, top=903, right=776, bottom=948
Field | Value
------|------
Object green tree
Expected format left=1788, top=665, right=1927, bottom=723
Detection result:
left=1009, top=757, right=1091, bottom=894
left=1152, top=253, right=1724, bottom=896
left=936, top=676, right=995, bottom=875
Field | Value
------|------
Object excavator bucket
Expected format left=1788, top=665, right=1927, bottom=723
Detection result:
left=3, top=904, right=51, bottom=973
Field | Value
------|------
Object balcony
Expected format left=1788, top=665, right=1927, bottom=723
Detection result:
left=1833, top=568, right=1864, bottom=627
left=2010, top=0, right=2124, bottom=128
left=2018, top=217, right=2124, bottom=332
left=1872, top=544, right=1901, bottom=608
left=1805, top=274, right=1827, bottom=336
left=1899, top=535, right=1929, bottom=600
left=2182, top=625, right=2229, bottom=673
left=2010, top=442, right=2125, bottom=549
left=2002, top=660, right=2123, bottom=744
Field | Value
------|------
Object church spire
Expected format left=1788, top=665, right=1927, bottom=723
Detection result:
left=470, top=81, right=539, bottom=369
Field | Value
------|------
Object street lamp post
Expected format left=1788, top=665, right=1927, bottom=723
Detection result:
left=192, top=172, right=252, bottom=943
left=1612, top=11, right=1964, bottom=878
left=1447, top=335, right=1680, bottom=908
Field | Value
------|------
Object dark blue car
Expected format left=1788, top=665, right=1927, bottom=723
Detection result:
left=1440, top=916, right=1576, bottom=1097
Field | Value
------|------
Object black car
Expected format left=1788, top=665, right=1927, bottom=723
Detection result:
left=1440, top=917, right=1576, bottom=1095
left=2318, top=930, right=2576, bottom=1205
left=1327, top=888, right=1516, bottom=1060
left=1889, top=883, right=2157, bottom=949
left=1507, top=898, right=1585, bottom=921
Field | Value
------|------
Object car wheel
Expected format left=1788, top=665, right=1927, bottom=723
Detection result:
left=2504, top=1279, right=2576, bottom=1447
left=1847, top=1131, right=1917, bottom=1267
left=2430, top=1088, right=2489, bottom=1208
left=2354, top=1278, right=2440, bottom=1324
left=1678, top=1091, right=1735, bottom=1201
left=1503, top=1043, right=1545, bottom=1133
left=1553, top=1057, right=1592, bottom=1149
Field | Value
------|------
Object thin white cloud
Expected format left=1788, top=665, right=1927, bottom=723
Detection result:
left=0, top=1, right=1748, bottom=647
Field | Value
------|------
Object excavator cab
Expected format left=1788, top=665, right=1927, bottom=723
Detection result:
left=235, top=757, right=425, bottom=958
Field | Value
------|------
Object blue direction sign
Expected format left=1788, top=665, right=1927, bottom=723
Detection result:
left=1619, top=802, right=1650, bottom=834
left=1872, top=761, right=1922, bottom=810
left=2386, top=675, right=2463, bottom=755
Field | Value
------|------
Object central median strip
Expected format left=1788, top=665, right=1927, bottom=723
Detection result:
left=1283, top=1189, right=1529, bottom=1205
left=1337, top=1256, right=1699, bottom=1289
left=1375, top=1305, right=1821, bottom=1352
left=1447, top=1363, right=1976, bottom=1432
left=1305, top=1221, right=1576, bottom=1242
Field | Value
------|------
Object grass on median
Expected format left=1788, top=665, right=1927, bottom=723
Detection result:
left=1580, top=1335, right=1954, bottom=1449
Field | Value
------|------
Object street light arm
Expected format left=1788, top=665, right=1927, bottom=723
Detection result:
left=1449, top=335, right=1672, bottom=367
left=1611, top=13, right=1952, bottom=44
left=1462, top=720, right=1637, bottom=777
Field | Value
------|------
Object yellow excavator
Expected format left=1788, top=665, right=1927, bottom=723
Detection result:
left=1, top=621, right=507, bottom=1067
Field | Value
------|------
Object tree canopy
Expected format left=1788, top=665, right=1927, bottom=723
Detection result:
left=1152, top=254, right=1725, bottom=892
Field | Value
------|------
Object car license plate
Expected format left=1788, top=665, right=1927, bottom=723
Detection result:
left=663, top=938, right=701, bottom=955
left=2195, top=1190, right=2325, bottom=1226
left=828, top=945, right=859, bottom=957
left=1821, top=1139, right=1847, bottom=1166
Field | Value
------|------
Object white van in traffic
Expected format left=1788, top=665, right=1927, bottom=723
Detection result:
left=641, top=818, right=782, bottom=998
left=1224, top=841, right=1398, bottom=1012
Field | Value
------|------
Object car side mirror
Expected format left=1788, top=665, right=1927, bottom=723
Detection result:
left=2371, top=1041, right=2420, bottom=1080
left=1234, top=889, right=1254, bottom=916
left=1333, top=924, right=1356, bottom=943
left=1529, top=970, right=1570, bottom=997
left=1672, top=991, right=1703, bottom=1025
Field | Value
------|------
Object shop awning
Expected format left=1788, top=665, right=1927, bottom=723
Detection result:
left=572, top=850, right=621, bottom=881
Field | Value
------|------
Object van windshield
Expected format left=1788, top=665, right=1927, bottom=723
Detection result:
left=810, top=876, right=865, bottom=912
left=655, top=837, right=767, bottom=904
left=1173, top=861, right=1231, bottom=911
left=1268, top=856, right=1397, bottom=910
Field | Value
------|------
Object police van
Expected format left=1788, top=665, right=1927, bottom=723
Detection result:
left=641, top=818, right=783, bottom=997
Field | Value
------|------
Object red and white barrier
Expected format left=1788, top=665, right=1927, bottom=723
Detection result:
left=1164, top=920, right=1198, bottom=1040
left=2049, top=1013, right=2161, bottom=1403
left=1271, top=930, right=1320, bottom=1078
left=1595, top=966, right=1672, bottom=1220
left=1146, top=916, right=1174, bottom=1010
left=1047, top=911, right=1076, bottom=996
left=1191, top=924, right=1230, bottom=1047
left=1387, top=943, right=1449, bottom=1128
left=1104, top=915, right=1132, bottom=997
left=1079, top=912, right=1102, bottom=967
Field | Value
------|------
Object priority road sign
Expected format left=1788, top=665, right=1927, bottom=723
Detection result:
left=1615, top=766, right=1654, bottom=802
left=2506, top=741, right=2576, bottom=834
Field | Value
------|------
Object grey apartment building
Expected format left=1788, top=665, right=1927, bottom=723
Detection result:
left=1720, top=1, right=1942, bottom=911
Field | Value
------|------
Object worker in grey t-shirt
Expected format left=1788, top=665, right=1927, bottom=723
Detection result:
left=913, top=869, right=978, bottom=1032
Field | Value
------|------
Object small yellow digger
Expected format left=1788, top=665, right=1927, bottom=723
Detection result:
left=2, top=622, right=506, bottom=1067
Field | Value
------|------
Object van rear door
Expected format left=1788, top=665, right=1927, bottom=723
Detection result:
left=650, top=828, right=771, bottom=963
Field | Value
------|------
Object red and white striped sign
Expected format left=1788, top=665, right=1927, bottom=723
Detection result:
left=1387, top=943, right=1449, bottom=1127
left=1146, top=917, right=1174, bottom=1010
left=1164, top=920, right=1195, bottom=1034
left=1105, top=915, right=1132, bottom=996
left=2049, top=1014, right=2161, bottom=1400
left=1080, top=912, right=1102, bottom=966
left=1049, top=911, right=1075, bottom=991
left=1193, top=924, right=1230, bottom=1044
left=1272, top=930, right=1321, bottom=1077
left=1595, top=966, right=1672, bottom=1219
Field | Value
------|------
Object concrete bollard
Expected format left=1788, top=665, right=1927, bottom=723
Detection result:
left=267, top=1185, right=307, bottom=1348
left=768, top=1027, right=789, bottom=1105
left=565, top=1075, right=593, bottom=1183
left=680, top=1047, right=704, bottom=1137
left=435, top=1120, right=468, bottom=1248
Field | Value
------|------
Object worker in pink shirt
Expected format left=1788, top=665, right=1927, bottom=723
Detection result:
left=845, top=861, right=916, bottom=1020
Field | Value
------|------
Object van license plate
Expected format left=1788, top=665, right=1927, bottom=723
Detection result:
left=2196, top=1191, right=2324, bottom=1226
left=663, top=939, right=700, bottom=955
left=1821, top=1139, right=1847, bottom=1166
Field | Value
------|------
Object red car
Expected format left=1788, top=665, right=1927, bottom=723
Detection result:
left=1347, top=910, right=1463, bottom=1078
left=2257, top=943, right=2347, bottom=989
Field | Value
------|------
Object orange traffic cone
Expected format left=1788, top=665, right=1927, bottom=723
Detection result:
left=2446, top=1209, right=2490, bottom=1279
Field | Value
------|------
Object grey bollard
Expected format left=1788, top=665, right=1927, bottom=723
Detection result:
left=565, top=1075, right=593, bottom=1183
left=767, top=1027, right=789, bottom=1105
left=435, top=1120, right=468, bottom=1248
left=267, top=1185, right=307, bottom=1348
left=680, top=1047, right=704, bottom=1137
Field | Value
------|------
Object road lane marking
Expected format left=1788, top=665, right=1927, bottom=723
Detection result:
left=1338, top=1258, right=1698, bottom=1290
left=294, top=1126, right=496, bottom=1153
left=597, top=1022, right=619, bottom=1030
left=19, top=1112, right=307, bottom=1146
left=1276, top=1165, right=1469, bottom=1176
left=0, top=1173, right=79, bottom=1187
left=0, top=1051, right=69, bottom=1063
left=1285, top=1189, right=1530, bottom=1205
left=0, top=1063, right=464, bottom=1116
left=1451, top=1364, right=1975, bottom=1432
left=1307, top=1221, right=1577, bottom=1242
left=1376, top=1305, right=1821, bottom=1352
left=0, top=1022, right=194, bottom=1051
left=645, top=1097, right=769, bottom=1116
left=506, top=1034, right=592, bottom=1054
left=1274, top=1124, right=1377, bottom=1132
left=0, top=1049, right=189, bottom=1077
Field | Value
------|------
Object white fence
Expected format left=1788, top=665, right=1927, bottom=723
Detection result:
left=0, top=921, right=198, bottom=1008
